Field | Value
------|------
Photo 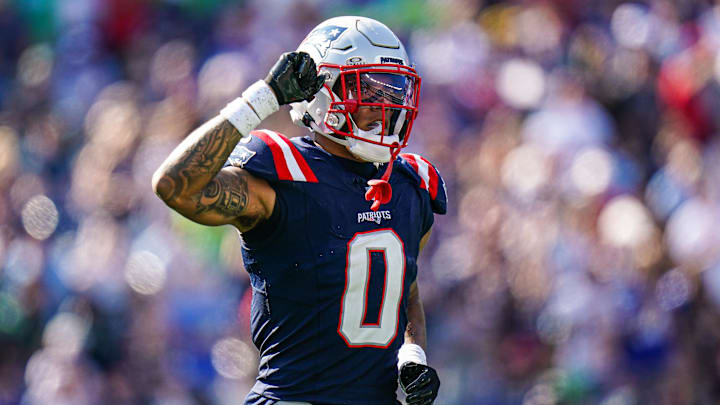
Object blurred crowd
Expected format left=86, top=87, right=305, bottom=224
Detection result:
left=2, top=0, right=720, bottom=404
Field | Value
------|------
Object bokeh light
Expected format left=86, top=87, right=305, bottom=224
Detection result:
left=124, top=250, right=167, bottom=295
left=4, top=237, right=44, bottom=288
left=665, top=198, right=720, bottom=268
left=501, top=143, right=550, bottom=199
left=497, top=58, right=546, bottom=109
left=17, top=43, right=53, bottom=88
left=24, top=350, right=65, bottom=403
left=569, top=147, right=613, bottom=197
left=211, top=337, right=256, bottom=379
left=516, top=5, right=562, bottom=56
left=42, top=311, right=90, bottom=359
left=21, top=194, right=59, bottom=240
left=83, top=97, right=141, bottom=164
left=598, top=195, right=655, bottom=248
left=150, top=40, right=195, bottom=93
left=611, top=3, right=650, bottom=49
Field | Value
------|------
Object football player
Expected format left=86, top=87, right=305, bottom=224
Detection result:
left=153, top=16, right=445, bottom=405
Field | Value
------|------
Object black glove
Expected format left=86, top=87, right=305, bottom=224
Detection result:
left=264, top=51, right=326, bottom=105
left=399, top=362, right=441, bottom=405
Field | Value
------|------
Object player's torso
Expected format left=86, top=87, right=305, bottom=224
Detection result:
left=239, top=137, right=428, bottom=404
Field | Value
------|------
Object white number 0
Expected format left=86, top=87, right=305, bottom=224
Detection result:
left=338, top=229, right=406, bottom=348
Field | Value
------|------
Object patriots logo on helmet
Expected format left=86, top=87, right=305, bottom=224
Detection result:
left=303, top=25, right=347, bottom=57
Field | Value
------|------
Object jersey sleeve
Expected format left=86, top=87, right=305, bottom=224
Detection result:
left=398, top=153, right=448, bottom=215
left=224, top=129, right=318, bottom=183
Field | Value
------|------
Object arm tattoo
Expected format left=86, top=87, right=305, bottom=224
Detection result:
left=405, top=283, right=427, bottom=348
left=196, top=171, right=249, bottom=217
left=405, top=321, right=418, bottom=338
left=155, top=117, right=244, bottom=203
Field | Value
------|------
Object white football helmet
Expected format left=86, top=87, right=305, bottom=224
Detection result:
left=289, top=16, right=421, bottom=163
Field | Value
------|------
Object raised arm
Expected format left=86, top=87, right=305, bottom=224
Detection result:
left=152, top=117, right=272, bottom=231
left=152, top=52, right=325, bottom=232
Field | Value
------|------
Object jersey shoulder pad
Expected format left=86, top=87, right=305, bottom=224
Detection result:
left=224, top=129, right=318, bottom=183
left=397, top=153, right=447, bottom=215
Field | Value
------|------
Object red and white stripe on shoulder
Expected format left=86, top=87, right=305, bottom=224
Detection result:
left=252, top=130, right=318, bottom=183
left=400, top=153, right=439, bottom=200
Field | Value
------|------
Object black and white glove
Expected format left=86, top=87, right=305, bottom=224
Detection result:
left=264, top=51, right=326, bottom=105
left=399, top=362, right=441, bottom=405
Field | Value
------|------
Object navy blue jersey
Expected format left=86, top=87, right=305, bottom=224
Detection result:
left=226, top=130, right=447, bottom=405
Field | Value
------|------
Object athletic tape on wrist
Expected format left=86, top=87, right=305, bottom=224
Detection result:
left=220, top=97, right=261, bottom=136
left=242, top=80, right=279, bottom=121
left=397, top=343, right=427, bottom=370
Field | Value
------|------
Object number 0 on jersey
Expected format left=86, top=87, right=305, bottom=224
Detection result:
left=338, top=229, right=406, bottom=348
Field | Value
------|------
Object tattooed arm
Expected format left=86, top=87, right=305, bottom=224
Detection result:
left=152, top=115, right=275, bottom=232
left=405, top=281, right=427, bottom=349
left=152, top=52, right=326, bottom=232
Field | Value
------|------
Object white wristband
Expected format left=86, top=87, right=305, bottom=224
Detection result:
left=397, top=343, right=427, bottom=370
left=242, top=80, right=279, bottom=121
left=220, top=97, right=261, bottom=136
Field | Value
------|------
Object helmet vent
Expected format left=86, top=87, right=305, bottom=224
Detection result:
left=356, top=19, right=400, bottom=49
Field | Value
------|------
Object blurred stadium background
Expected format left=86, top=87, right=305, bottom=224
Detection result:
left=2, top=0, right=720, bottom=404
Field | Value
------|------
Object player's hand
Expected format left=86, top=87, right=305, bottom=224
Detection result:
left=399, top=362, right=440, bottom=405
left=264, top=51, right=326, bottom=105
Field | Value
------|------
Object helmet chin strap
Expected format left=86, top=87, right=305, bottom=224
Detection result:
left=344, top=114, right=396, bottom=163
left=365, top=144, right=401, bottom=211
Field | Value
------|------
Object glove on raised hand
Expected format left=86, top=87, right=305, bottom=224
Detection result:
left=399, top=362, right=441, bottom=405
left=265, top=51, right=326, bottom=105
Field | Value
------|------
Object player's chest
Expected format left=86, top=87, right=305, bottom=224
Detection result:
left=303, top=179, right=420, bottom=242
left=300, top=185, right=421, bottom=301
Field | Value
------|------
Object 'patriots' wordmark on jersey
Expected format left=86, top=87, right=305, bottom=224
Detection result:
left=357, top=210, right=392, bottom=224
left=303, top=25, right=347, bottom=57
left=227, top=145, right=256, bottom=168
